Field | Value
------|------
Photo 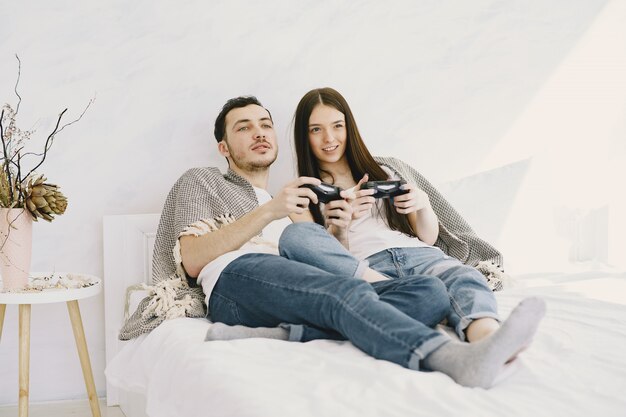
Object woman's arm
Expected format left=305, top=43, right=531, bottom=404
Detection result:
left=393, top=184, right=439, bottom=245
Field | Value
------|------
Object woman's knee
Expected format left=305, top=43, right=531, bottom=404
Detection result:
left=444, top=265, right=492, bottom=292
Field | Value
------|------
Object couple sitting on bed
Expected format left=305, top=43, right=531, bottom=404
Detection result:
left=133, top=87, right=546, bottom=389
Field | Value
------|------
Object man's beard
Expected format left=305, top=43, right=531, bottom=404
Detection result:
left=228, top=144, right=278, bottom=172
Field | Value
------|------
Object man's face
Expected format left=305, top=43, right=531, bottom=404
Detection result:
left=219, top=104, right=278, bottom=172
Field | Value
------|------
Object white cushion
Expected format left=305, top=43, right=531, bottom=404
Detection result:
left=437, top=159, right=531, bottom=249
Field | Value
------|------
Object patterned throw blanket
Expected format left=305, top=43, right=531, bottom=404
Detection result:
left=119, top=158, right=509, bottom=340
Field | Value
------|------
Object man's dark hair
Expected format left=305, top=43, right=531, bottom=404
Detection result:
left=213, top=96, right=272, bottom=142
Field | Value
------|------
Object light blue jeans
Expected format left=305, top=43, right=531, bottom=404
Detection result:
left=209, top=223, right=451, bottom=370
left=277, top=223, right=452, bottom=343
left=279, top=222, right=499, bottom=340
left=365, top=246, right=500, bottom=340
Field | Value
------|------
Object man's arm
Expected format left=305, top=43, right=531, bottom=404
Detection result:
left=180, top=177, right=320, bottom=277
left=180, top=204, right=275, bottom=277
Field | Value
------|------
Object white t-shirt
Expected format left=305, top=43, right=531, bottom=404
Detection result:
left=347, top=166, right=430, bottom=260
left=196, top=187, right=292, bottom=307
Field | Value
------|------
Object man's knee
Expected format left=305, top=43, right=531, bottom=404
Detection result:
left=333, top=279, right=379, bottom=313
left=279, top=222, right=325, bottom=257
left=427, top=277, right=451, bottom=321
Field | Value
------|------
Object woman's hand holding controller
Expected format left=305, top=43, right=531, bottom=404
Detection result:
left=322, top=177, right=368, bottom=243
left=324, top=198, right=353, bottom=243
left=348, top=174, right=376, bottom=219
left=392, top=183, right=430, bottom=214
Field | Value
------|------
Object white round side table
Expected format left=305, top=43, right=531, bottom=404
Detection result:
left=0, top=273, right=102, bottom=417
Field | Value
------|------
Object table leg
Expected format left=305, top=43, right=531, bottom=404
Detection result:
left=67, top=300, right=102, bottom=417
left=0, top=304, right=6, bottom=341
left=18, top=304, right=31, bottom=417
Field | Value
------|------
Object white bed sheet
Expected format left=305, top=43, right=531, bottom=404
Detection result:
left=106, top=271, right=626, bottom=417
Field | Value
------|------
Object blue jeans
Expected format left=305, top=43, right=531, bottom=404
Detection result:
left=209, top=247, right=450, bottom=370
left=366, top=246, right=500, bottom=339
left=278, top=222, right=451, bottom=341
left=278, top=222, right=499, bottom=340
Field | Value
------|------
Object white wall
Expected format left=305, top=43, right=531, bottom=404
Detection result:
left=0, top=0, right=620, bottom=404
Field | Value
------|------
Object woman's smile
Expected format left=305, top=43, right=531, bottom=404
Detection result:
left=308, top=104, right=348, bottom=166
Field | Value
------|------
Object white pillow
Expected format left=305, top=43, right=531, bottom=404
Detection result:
left=437, top=159, right=531, bottom=249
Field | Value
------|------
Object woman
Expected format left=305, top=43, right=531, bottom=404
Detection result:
left=286, top=87, right=515, bottom=343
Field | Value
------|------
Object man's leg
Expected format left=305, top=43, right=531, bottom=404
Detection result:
left=209, top=253, right=448, bottom=369
left=207, top=275, right=450, bottom=342
left=278, top=222, right=372, bottom=280
left=371, top=278, right=449, bottom=328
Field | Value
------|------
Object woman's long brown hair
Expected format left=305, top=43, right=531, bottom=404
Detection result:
left=293, top=87, right=416, bottom=237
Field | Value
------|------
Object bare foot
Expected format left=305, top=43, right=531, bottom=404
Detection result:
left=466, top=317, right=500, bottom=342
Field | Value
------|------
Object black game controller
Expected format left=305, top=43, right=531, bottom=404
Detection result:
left=360, top=180, right=409, bottom=199
left=300, top=183, right=343, bottom=204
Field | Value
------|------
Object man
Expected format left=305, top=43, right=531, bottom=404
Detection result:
left=130, top=96, right=545, bottom=389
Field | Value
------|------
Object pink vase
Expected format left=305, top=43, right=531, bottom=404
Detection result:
left=0, top=208, right=33, bottom=290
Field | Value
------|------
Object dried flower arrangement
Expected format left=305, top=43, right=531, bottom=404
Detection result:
left=0, top=55, right=93, bottom=221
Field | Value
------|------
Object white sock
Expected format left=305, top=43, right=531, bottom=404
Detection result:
left=205, top=322, right=289, bottom=341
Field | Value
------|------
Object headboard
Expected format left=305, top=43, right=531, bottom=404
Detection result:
left=102, top=213, right=160, bottom=406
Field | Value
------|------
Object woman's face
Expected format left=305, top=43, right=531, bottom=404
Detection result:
left=307, top=104, right=348, bottom=166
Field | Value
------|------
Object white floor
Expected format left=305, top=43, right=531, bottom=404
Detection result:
left=0, top=398, right=125, bottom=417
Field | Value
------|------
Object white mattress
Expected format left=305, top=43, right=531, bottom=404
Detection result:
left=106, top=271, right=626, bottom=417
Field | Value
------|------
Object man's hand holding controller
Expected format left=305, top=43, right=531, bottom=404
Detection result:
left=268, top=177, right=321, bottom=219
left=296, top=182, right=353, bottom=240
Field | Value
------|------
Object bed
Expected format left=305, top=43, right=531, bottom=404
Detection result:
left=102, top=213, right=626, bottom=417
